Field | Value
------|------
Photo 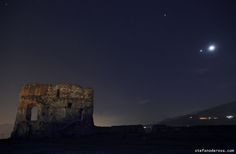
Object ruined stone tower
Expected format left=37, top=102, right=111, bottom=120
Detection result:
left=11, top=83, right=94, bottom=138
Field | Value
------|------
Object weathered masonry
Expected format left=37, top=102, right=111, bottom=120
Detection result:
left=11, top=83, right=94, bottom=138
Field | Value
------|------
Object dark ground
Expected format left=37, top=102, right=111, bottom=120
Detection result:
left=0, top=125, right=236, bottom=154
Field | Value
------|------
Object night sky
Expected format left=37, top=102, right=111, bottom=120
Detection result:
left=1, top=0, right=236, bottom=126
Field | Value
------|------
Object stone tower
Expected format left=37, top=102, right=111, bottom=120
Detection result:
left=11, top=83, right=94, bottom=138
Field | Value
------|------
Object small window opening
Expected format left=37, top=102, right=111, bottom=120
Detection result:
left=31, top=107, right=38, bottom=121
left=67, top=103, right=72, bottom=108
left=79, top=109, right=83, bottom=120
left=56, top=89, right=60, bottom=98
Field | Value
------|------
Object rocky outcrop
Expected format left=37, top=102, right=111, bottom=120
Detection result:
left=11, top=83, right=94, bottom=138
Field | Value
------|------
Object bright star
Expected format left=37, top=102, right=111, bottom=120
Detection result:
left=208, top=45, right=215, bottom=52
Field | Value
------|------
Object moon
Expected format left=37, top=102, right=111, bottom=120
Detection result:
left=208, top=45, right=215, bottom=52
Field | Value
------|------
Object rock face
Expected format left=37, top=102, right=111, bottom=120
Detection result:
left=11, top=83, right=94, bottom=138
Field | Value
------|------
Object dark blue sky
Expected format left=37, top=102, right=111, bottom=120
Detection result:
left=1, top=0, right=236, bottom=126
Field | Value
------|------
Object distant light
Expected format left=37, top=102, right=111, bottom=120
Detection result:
left=208, top=45, right=215, bottom=52
left=226, top=115, right=234, bottom=119
left=213, top=117, right=218, bottom=120
left=143, top=126, right=147, bottom=129
left=199, top=49, right=203, bottom=53
left=199, top=117, right=208, bottom=120
left=189, top=116, right=193, bottom=119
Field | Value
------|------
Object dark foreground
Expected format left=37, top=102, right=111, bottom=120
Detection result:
left=1, top=125, right=236, bottom=154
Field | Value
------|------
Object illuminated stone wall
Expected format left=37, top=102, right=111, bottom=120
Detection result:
left=11, top=83, right=94, bottom=138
